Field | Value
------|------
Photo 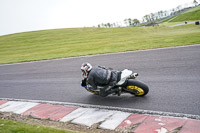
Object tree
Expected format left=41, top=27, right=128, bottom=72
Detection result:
left=128, top=18, right=132, bottom=26
left=176, top=5, right=182, bottom=13
left=107, top=23, right=111, bottom=28
left=157, top=11, right=161, bottom=19
left=124, top=19, right=129, bottom=26
left=160, top=11, right=164, bottom=17
left=171, top=8, right=175, bottom=16
left=164, top=10, right=168, bottom=17
left=133, top=19, right=140, bottom=26
left=150, top=13, right=155, bottom=21
left=143, top=15, right=150, bottom=22
left=193, top=0, right=198, bottom=6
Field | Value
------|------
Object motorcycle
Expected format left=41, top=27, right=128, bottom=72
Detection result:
left=82, top=69, right=149, bottom=96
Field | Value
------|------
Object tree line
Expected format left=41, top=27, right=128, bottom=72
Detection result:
left=98, top=0, right=199, bottom=28
left=98, top=18, right=140, bottom=28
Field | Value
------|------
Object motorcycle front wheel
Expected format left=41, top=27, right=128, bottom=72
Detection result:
left=125, top=79, right=149, bottom=96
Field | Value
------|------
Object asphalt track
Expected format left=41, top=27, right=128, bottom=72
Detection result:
left=0, top=44, right=200, bottom=116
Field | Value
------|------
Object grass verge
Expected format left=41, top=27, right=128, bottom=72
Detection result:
left=0, top=119, right=76, bottom=133
left=0, top=24, right=199, bottom=64
left=168, top=6, right=200, bottom=22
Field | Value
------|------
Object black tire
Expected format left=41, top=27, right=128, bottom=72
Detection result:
left=125, top=79, right=149, bottom=96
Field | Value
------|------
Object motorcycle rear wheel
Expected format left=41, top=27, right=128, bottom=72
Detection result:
left=126, top=79, right=149, bottom=96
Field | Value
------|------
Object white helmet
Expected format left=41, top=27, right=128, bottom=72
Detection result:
left=81, top=63, right=92, bottom=78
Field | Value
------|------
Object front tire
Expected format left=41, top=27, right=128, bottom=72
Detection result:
left=125, top=79, right=149, bottom=96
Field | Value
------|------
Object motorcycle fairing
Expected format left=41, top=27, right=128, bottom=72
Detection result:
left=116, top=69, right=132, bottom=85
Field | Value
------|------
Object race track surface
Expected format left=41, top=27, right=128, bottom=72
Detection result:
left=0, top=44, right=200, bottom=115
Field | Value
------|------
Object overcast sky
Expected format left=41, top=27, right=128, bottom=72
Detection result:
left=0, top=0, right=197, bottom=36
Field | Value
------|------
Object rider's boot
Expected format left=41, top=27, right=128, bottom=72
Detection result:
left=117, top=87, right=122, bottom=96
left=111, top=87, right=121, bottom=96
left=99, top=87, right=109, bottom=97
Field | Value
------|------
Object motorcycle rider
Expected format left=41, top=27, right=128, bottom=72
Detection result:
left=81, top=63, right=122, bottom=97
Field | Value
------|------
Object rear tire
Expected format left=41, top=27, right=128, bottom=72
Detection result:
left=125, top=79, right=149, bottom=96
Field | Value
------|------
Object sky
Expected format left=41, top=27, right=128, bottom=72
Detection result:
left=0, top=0, right=198, bottom=36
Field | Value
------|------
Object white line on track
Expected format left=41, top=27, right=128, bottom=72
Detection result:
left=0, top=44, right=200, bottom=67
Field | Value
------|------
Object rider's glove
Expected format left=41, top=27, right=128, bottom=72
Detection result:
left=82, top=86, right=87, bottom=88
left=81, top=79, right=87, bottom=87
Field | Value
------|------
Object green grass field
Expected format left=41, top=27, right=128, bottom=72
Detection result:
left=169, top=6, right=200, bottom=22
left=0, top=6, right=200, bottom=64
left=0, top=119, right=76, bottom=133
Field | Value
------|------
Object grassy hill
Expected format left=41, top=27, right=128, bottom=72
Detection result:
left=0, top=7, right=200, bottom=64
left=168, top=6, right=200, bottom=22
